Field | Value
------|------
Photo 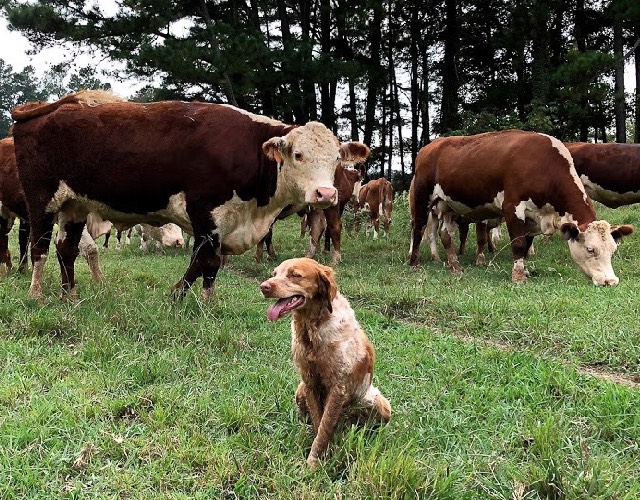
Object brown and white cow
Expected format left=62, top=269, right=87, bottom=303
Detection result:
left=355, top=177, right=394, bottom=239
left=304, top=165, right=364, bottom=264
left=0, top=136, right=103, bottom=281
left=12, top=92, right=369, bottom=301
left=134, top=223, right=185, bottom=252
left=409, top=130, right=633, bottom=286
left=255, top=163, right=368, bottom=265
left=564, top=142, right=640, bottom=208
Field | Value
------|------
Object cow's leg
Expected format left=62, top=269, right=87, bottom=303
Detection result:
left=458, top=218, right=470, bottom=256
left=503, top=211, right=529, bottom=283
left=383, top=201, right=393, bottom=236
left=103, top=230, right=111, bottom=249
left=371, top=209, right=380, bottom=239
left=18, top=218, right=30, bottom=272
left=255, top=234, right=266, bottom=263
left=55, top=215, right=86, bottom=300
left=323, top=207, right=342, bottom=264
left=427, top=214, right=442, bottom=262
left=475, top=221, right=488, bottom=266
left=0, top=215, right=12, bottom=277
left=173, top=212, right=222, bottom=301
left=440, top=213, right=463, bottom=274
left=353, top=205, right=361, bottom=233
left=79, top=228, right=103, bottom=282
left=409, top=208, right=430, bottom=266
left=27, top=210, right=55, bottom=302
left=306, top=209, right=326, bottom=260
left=300, top=214, right=308, bottom=238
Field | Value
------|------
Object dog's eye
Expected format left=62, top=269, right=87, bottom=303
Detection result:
left=290, top=271, right=302, bottom=278
left=271, top=271, right=276, bottom=277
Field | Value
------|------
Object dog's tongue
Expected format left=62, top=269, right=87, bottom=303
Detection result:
left=267, top=296, right=303, bottom=321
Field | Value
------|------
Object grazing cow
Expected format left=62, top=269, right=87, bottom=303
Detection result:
left=409, top=130, right=633, bottom=285
left=305, top=165, right=364, bottom=264
left=564, top=142, right=640, bottom=208
left=86, top=212, right=135, bottom=249
left=355, top=177, right=394, bottom=239
left=0, top=136, right=103, bottom=281
left=12, top=92, right=369, bottom=301
left=134, top=223, right=185, bottom=251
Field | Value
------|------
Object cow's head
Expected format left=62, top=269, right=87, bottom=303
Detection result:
left=561, top=221, right=633, bottom=286
left=160, top=223, right=185, bottom=248
left=263, top=122, right=370, bottom=208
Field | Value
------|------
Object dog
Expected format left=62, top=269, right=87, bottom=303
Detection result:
left=260, top=257, right=391, bottom=467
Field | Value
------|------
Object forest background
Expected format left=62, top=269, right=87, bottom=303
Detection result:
left=1, top=0, right=639, bottom=191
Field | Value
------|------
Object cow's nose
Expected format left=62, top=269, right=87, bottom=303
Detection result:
left=603, top=277, right=619, bottom=286
left=176, top=239, right=184, bottom=247
left=316, top=187, right=338, bottom=205
left=260, top=281, right=272, bottom=296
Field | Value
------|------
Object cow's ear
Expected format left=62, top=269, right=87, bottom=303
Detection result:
left=611, top=224, right=634, bottom=244
left=340, top=142, right=370, bottom=163
left=262, top=137, right=287, bottom=164
left=561, top=222, right=580, bottom=241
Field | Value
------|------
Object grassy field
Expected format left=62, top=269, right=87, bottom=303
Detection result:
left=0, top=196, right=639, bottom=498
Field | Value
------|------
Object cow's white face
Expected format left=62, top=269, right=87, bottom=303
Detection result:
left=263, top=122, right=369, bottom=208
left=562, top=221, right=633, bottom=286
left=159, top=223, right=184, bottom=247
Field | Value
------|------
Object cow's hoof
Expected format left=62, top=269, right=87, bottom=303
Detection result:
left=171, top=281, right=187, bottom=300
left=476, top=254, right=487, bottom=266
left=511, top=270, right=528, bottom=283
left=60, top=287, right=79, bottom=302
left=430, top=254, right=442, bottom=263
left=449, top=264, right=463, bottom=275
left=408, top=257, right=420, bottom=267
left=201, top=286, right=215, bottom=302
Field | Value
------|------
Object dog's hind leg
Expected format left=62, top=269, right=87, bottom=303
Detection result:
left=307, top=388, right=347, bottom=468
left=352, top=385, right=391, bottom=425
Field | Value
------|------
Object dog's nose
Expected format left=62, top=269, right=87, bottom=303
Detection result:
left=260, top=281, right=272, bottom=296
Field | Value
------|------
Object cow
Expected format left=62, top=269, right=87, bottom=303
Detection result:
left=0, top=136, right=103, bottom=281
left=355, top=177, right=394, bottom=239
left=564, top=142, right=640, bottom=208
left=408, top=130, right=633, bottom=286
left=255, top=163, right=366, bottom=265
left=86, top=212, right=135, bottom=249
left=304, top=165, right=364, bottom=264
left=134, top=223, right=185, bottom=252
left=12, top=91, right=369, bottom=301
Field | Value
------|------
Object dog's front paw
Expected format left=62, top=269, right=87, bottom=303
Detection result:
left=306, top=454, right=319, bottom=468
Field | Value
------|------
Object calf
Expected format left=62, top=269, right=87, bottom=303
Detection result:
left=134, top=223, right=185, bottom=251
left=12, top=91, right=369, bottom=301
left=409, top=130, right=633, bottom=285
left=355, top=177, right=394, bottom=239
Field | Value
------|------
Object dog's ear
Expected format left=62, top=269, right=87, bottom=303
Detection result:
left=317, top=265, right=338, bottom=313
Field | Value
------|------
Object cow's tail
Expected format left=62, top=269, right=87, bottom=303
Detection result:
left=12, top=90, right=125, bottom=122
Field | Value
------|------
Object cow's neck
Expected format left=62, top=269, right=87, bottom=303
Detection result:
left=553, top=189, right=597, bottom=229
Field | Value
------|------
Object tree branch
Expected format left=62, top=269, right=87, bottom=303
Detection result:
left=624, top=38, right=640, bottom=60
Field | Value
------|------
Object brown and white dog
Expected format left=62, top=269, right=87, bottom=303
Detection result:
left=260, top=257, right=391, bottom=467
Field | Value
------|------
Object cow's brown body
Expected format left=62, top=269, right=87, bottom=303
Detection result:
left=12, top=94, right=367, bottom=301
left=305, top=166, right=363, bottom=264
left=409, top=130, right=632, bottom=285
left=355, top=177, right=394, bottom=238
left=564, top=142, right=640, bottom=208
left=256, top=165, right=364, bottom=265
left=0, top=137, right=29, bottom=274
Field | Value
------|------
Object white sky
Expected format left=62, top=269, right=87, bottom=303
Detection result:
left=0, top=7, right=637, bottom=100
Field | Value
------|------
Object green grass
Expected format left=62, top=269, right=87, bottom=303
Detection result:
left=0, top=197, right=639, bottom=498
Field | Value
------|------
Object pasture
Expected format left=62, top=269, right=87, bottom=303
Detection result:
left=1, top=196, right=639, bottom=498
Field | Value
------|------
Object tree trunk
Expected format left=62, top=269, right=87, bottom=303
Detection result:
left=439, top=0, right=460, bottom=134
left=614, top=19, right=626, bottom=143
left=409, top=2, right=419, bottom=175
left=300, top=0, right=317, bottom=121
left=575, top=0, right=589, bottom=141
left=276, top=0, right=306, bottom=123
left=319, top=0, right=335, bottom=129
left=636, top=29, right=640, bottom=143
left=364, top=0, right=383, bottom=153
left=348, top=77, right=359, bottom=140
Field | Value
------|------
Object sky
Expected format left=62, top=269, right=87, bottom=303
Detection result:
left=0, top=6, right=637, bottom=100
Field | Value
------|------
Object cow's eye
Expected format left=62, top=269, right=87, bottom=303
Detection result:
left=294, top=152, right=303, bottom=162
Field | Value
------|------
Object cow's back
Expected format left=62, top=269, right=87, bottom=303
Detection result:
left=12, top=101, right=292, bottom=216
left=565, top=142, right=640, bottom=207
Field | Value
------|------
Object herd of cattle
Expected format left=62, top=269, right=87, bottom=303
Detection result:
left=0, top=90, right=638, bottom=302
